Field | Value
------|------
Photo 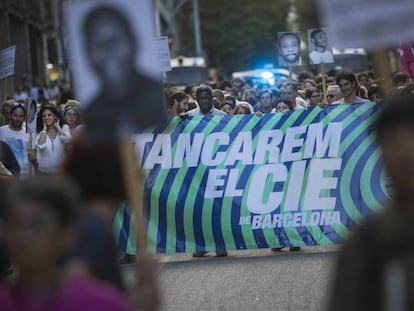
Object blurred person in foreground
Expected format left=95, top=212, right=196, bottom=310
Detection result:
left=82, top=5, right=166, bottom=142
left=62, top=135, right=160, bottom=311
left=328, top=92, right=414, bottom=311
left=0, top=178, right=131, bottom=310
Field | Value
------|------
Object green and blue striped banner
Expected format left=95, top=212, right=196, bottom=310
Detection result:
left=113, top=103, right=390, bottom=254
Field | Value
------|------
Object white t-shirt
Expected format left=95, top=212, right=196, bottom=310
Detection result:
left=36, top=125, right=71, bottom=173
left=187, top=107, right=226, bottom=116
left=309, top=50, right=334, bottom=64
left=0, top=125, right=34, bottom=179
left=296, top=97, right=308, bottom=108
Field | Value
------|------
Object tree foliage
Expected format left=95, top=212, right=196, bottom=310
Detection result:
left=292, top=0, right=321, bottom=32
left=178, top=0, right=291, bottom=75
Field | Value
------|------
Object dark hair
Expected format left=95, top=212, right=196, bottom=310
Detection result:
left=212, top=89, right=225, bottom=101
left=37, top=105, right=62, bottom=133
left=196, top=84, right=213, bottom=98
left=62, top=135, right=126, bottom=202
left=10, top=103, right=26, bottom=117
left=297, top=71, right=314, bottom=83
left=186, top=101, right=197, bottom=111
left=218, top=80, right=232, bottom=91
left=336, top=71, right=358, bottom=86
left=184, top=84, right=197, bottom=96
left=231, top=77, right=245, bottom=87
left=168, top=92, right=187, bottom=109
left=305, top=87, right=320, bottom=100
left=279, top=32, right=300, bottom=48
left=310, top=29, right=325, bottom=41
left=376, top=93, right=414, bottom=140
left=221, top=101, right=235, bottom=110
left=281, top=81, right=299, bottom=92
left=259, top=90, right=272, bottom=99
left=1, top=101, right=13, bottom=115
left=368, top=85, right=385, bottom=102
left=392, top=72, right=409, bottom=87
left=357, top=72, right=370, bottom=80
left=3, top=178, right=80, bottom=228
left=303, top=79, right=316, bottom=88
left=275, top=98, right=293, bottom=110
left=223, top=95, right=236, bottom=107
left=59, top=90, right=75, bottom=106
left=336, top=71, right=362, bottom=96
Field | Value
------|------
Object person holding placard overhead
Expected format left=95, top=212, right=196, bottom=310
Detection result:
left=81, top=5, right=166, bottom=142
left=308, top=28, right=334, bottom=65
left=278, top=32, right=302, bottom=66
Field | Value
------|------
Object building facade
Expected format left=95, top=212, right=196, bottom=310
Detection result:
left=0, top=0, right=63, bottom=98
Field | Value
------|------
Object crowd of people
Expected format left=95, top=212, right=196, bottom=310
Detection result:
left=164, top=69, right=413, bottom=120
left=0, top=66, right=414, bottom=309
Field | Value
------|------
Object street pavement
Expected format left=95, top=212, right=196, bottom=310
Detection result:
left=123, top=246, right=340, bottom=311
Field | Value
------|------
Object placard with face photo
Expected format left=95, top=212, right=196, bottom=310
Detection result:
left=65, top=0, right=167, bottom=143
left=277, top=32, right=302, bottom=67
left=307, top=28, right=334, bottom=65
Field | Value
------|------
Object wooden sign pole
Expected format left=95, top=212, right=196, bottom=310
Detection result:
left=25, top=99, right=34, bottom=178
left=321, top=63, right=328, bottom=106
left=2, top=77, right=8, bottom=101
left=373, top=48, right=392, bottom=92
left=120, top=138, right=147, bottom=253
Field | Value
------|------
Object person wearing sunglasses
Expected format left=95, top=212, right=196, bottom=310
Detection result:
left=326, top=85, right=343, bottom=105
left=0, top=103, right=36, bottom=179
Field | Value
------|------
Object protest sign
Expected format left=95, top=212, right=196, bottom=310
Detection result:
left=0, top=46, right=16, bottom=80
left=307, top=28, right=333, bottom=65
left=65, top=0, right=166, bottom=143
left=154, top=36, right=172, bottom=72
left=26, top=99, right=37, bottom=134
left=277, top=32, right=302, bottom=67
left=113, top=103, right=390, bottom=254
left=318, top=0, right=414, bottom=50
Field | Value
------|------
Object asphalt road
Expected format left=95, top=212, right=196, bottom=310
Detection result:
left=149, top=246, right=339, bottom=311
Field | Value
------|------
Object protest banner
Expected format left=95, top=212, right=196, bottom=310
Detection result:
left=113, top=103, right=390, bottom=254
left=0, top=46, right=16, bottom=80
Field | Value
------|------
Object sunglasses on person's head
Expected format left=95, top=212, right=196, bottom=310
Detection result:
left=12, top=102, right=24, bottom=108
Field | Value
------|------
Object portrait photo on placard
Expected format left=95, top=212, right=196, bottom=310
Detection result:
left=277, top=31, right=302, bottom=67
left=307, top=28, right=334, bottom=65
left=64, top=0, right=167, bottom=143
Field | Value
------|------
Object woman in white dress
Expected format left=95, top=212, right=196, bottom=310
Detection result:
left=36, top=105, right=70, bottom=175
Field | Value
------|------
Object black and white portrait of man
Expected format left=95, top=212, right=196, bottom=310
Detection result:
left=307, top=28, right=334, bottom=65
left=277, top=31, right=302, bottom=67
